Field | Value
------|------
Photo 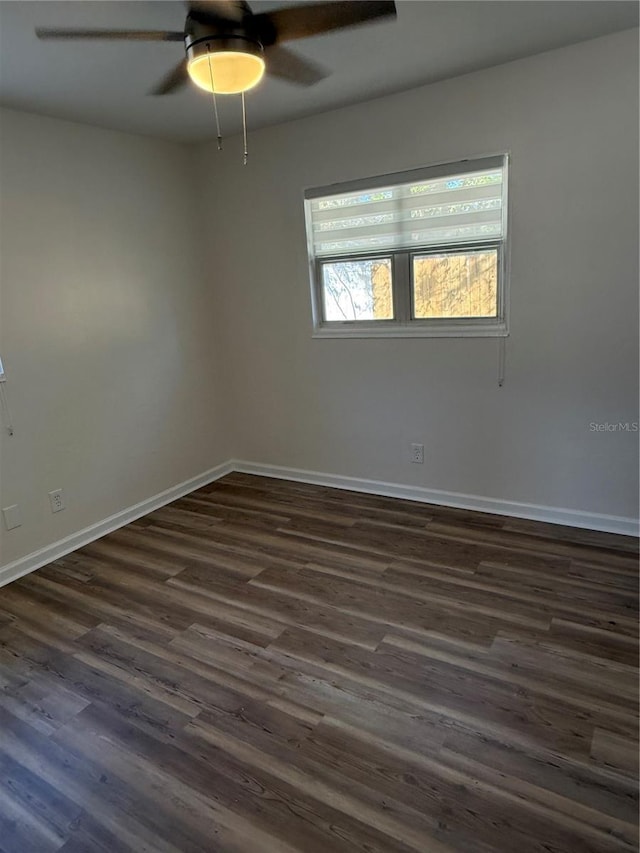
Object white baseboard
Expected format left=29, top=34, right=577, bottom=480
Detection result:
left=2, top=457, right=637, bottom=588
left=231, top=460, right=640, bottom=538
left=0, top=461, right=234, bottom=589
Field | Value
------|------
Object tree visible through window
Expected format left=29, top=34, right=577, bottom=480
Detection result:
left=413, top=249, right=497, bottom=319
left=322, top=259, right=392, bottom=321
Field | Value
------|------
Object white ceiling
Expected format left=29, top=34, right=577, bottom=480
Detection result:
left=0, top=1, right=637, bottom=142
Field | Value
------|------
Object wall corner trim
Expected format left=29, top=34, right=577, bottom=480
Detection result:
left=0, top=461, right=233, bottom=589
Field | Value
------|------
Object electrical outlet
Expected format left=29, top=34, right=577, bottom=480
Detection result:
left=48, top=489, right=65, bottom=513
left=2, top=504, right=21, bottom=530
left=411, top=443, right=424, bottom=464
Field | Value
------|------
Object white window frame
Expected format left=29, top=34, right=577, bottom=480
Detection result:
left=304, top=154, right=510, bottom=339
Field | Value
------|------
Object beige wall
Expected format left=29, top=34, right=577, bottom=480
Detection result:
left=0, top=109, right=230, bottom=567
left=196, top=29, right=639, bottom=520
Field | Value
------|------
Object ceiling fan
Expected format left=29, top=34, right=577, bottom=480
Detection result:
left=35, top=1, right=398, bottom=97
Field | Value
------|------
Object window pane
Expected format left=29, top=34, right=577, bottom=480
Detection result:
left=322, top=259, right=393, bottom=321
left=412, top=249, right=498, bottom=319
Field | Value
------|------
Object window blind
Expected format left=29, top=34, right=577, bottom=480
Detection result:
left=306, top=157, right=506, bottom=259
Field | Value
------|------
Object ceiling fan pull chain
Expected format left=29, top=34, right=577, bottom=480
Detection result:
left=241, top=92, right=248, bottom=165
left=206, top=45, right=223, bottom=150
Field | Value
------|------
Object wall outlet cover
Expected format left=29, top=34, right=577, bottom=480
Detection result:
left=2, top=504, right=22, bottom=530
left=411, top=443, right=424, bottom=464
left=48, top=489, right=66, bottom=513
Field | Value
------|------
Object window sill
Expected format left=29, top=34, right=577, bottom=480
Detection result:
left=312, top=322, right=509, bottom=339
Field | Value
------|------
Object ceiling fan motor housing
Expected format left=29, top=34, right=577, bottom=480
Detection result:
left=185, top=32, right=265, bottom=61
left=185, top=15, right=264, bottom=62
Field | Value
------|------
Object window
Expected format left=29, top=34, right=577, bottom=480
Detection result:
left=304, top=155, right=509, bottom=337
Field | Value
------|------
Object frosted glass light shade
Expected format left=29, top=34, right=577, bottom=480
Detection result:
left=188, top=50, right=265, bottom=95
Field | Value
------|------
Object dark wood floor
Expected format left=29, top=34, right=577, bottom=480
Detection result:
left=0, top=474, right=638, bottom=853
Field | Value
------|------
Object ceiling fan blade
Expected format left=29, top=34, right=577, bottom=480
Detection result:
left=150, top=60, right=190, bottom=95
left=252, top=1, right=396, bottom=46
left=265, top=45, right=327, bottom=86
left=35, top=28, right=185, bottom=42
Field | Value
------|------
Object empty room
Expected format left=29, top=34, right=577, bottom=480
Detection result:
left=0, top=1, right=638, bottom=851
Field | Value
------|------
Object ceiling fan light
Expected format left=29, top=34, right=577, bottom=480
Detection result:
left=187, top=40, right=265, bottom=95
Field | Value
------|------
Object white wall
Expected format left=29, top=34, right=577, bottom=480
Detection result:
left=196, top=30, right=639, bottom=521
left=0, top=108, right=230, bottom=567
